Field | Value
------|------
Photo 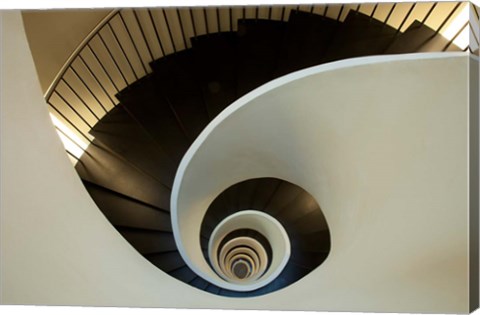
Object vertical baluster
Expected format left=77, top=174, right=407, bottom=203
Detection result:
left=69, top=64, right=108, bottom=114
left=61, top=75, right=100, bottom=121
left=148, top=9, right=166, bottom=57
left=85, top=44, right=120, bottom=93
left=97, top=32, right=129, bottom=86
left=118, top=11, right=148, bottom=74
left=176, top=9, right=188, bottom=49
left=189, top=8, right=198, bottom=37
left=48, top=99, right=92, bottom=143
left=77, top=53, right=117, bottom=106
left=133, top=9, right=155, bottom=61
left=107, top=22, right=139, bottom=80
left=163, top=9, right=177, bottom=53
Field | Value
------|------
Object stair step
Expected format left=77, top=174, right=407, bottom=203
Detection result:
left=274, top=191, right=319, bottom=225
left=218, top=289, right=250, bottom=297
left=287, top=209, right=329, bottom=235
left=290, top=232, right=331, bottom=254
left=200, top=235, right=209, bottom=250
left=118, top=228, right=177, bottom=254
left=147, top=251, right=186, bottom=272
left=278, top=260, right=310, bottom=283
left=192, top=32, right=238, bottom=118
left=200, top=194, right=234, bottom=238
left=263, top=182, right=304, bottom=217
left=275, top=10, right=340, bottom=76
left=289, top=247, right=328, bottom=269
left=83, top=181, right=172, bottom=232
left=236, top=19, right=287, bottom=96
left=250, top=178, right=282, bottom=210
left=205, top=284, right=222, bottom=294
left=236, top=179, right=259, bottom=211
left=117, top=76, right=190, bottom=165
left=384, top=20, right=461, bottom=54
left=169, top=265, right=198, bottom=283
left=253, top=277, right=289, bottom=295
left=76, top=141, right=171, bottom=210
left=189, top=276, right=210, bottom=290
left=150, top=50, right=211, bottom=140
left=321, top=11, right=398, bottom=63
left=89, top=105, right=176, bottom=188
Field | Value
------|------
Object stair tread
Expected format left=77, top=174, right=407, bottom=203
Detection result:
left=250, top=178, right=282, bottom=210
left=263, top=182, right=304, bottom=216
left=276, top=10, right=340, bottom=76
left=117, top=77, right=190, bottom=165
left=84, top=181, right=172, bottom=232
left=150, top=50, right=211, bottom=140
left=235, top=179, right=259, bottom=211
left=192, top=32, right=238, bottom=118
left=321, top=11, right=398, bottom=62
left=278, top=260, right=310, bottom=282
left=147, top=251, right=186, bottom=272
left=289, top=247, right=329, bottom=269
left=287, top=209, right=329, bottom=235
left=89, top=105, right=176, bottom=188
left=385, top=20, right=461, bottom=54
left=274, top=191, right=320, bottom=224
left=205, top=284, right=222, bottom=294
left=169, top=266, right=198, bottom=283
left=118, top=228, right=177, bottom=254
left=189, top=277, right=210, bottom=290
left=76, top=141, right=171, bottom=210
left=236, top=19, right=287, bottom=96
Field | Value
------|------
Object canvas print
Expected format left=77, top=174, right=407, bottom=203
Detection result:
left=1, top=1, right=479, bottom=313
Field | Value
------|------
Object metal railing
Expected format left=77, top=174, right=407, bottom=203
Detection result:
left=42, top=2, right=477, bottom=164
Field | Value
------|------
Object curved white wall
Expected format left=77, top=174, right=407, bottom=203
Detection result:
left=172, top=52, right=473, bottom=312
left=0, top=10, right=475, bottom=313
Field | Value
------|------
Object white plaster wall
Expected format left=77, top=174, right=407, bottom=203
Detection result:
left=172, top=53, right=471, bottom=313
left=0, top=10, right=473, bottom=314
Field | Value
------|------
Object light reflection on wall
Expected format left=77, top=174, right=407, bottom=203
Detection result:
left=50, top=113, right=90, bottom=164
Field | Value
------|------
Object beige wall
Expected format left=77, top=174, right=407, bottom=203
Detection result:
left=22, top=8, right=111, bottom=93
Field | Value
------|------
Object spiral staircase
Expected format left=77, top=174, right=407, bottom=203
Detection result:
left=27, top=1, right=478, bottom=300
left=0, top=3, right=478, bottom=313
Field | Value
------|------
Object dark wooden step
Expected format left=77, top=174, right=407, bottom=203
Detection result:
left=236, top=19, right=287, bottom=96
left=384, top=20, right=461, bottom=54
left=321, top=11, right=398, bottom=63
left=263, top=182, right=304, bottom=216
left=189, top=276, right=210, bottom=290
left=274, top=191, right=320, bottom=225
left=76, top=141, right=171, bottom=211
left=150, top=50, right=211, bottom=140
left=275, top=10, right=340, bottom=76
left=117, top=76, right=190, bottom=165
left=289, top=247, right=329, bottom=270
left=117, top=228, right=177, bottom=254
left=191, top=32, right=238, bottom=118
left=89, top=105, right=176, bottom=188
left=277, top=260, right=310, bottom=283
left=169, top=265, right=198, bottom=283
left=146, top=251, right=186, bottom=272
left=205, top=284, right=222, bottom=294
left=83, top=180, right=172, bottom=232
left=250, top=178, right=282, bottom=210
left=235, top=179, right=259, bottom=211
left=290, top=230, right=331, bottom=253
left=287, top=209, right=329, bottom=235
